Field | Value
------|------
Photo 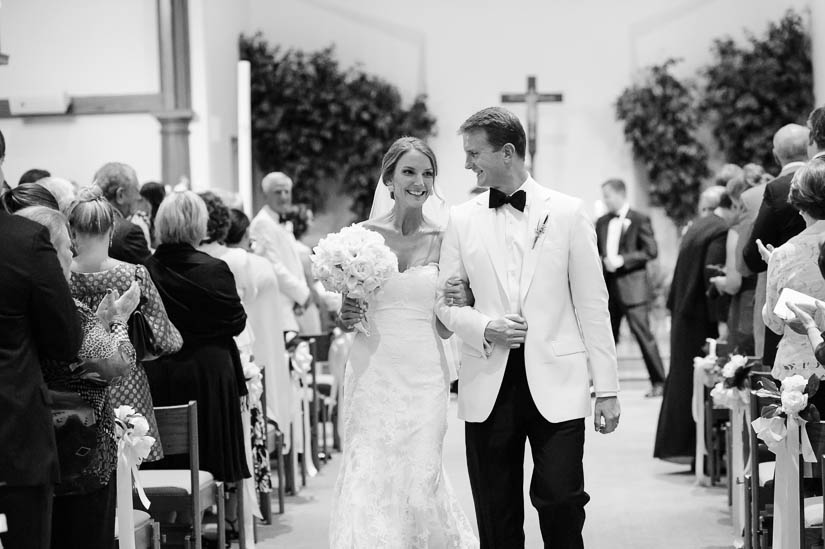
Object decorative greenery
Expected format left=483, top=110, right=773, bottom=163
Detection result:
left=615, top=59, right=709, bottom=227
left=700, top=10, right=813, bottom=170
left=239, top=34, right=436, bottom=219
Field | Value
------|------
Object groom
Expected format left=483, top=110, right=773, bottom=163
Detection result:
left=437, top=107, right=620, bottom=548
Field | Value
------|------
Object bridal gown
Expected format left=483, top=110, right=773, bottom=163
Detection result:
left=329, top=263, right=478, bottom=548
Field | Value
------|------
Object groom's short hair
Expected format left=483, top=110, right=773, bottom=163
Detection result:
left=459, top=107, right=526, bottom=159
left=601, top=178, right=627, bottom=195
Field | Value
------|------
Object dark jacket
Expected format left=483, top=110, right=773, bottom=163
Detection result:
left=742, top=169, right=806, bottom=274
left=0, top=211, right=82, bottom=486
left=109, top=209, right=152, bottom=265
left=667, top=214, right=728, bottom=323
left=596, top=208, right=658, bottom=306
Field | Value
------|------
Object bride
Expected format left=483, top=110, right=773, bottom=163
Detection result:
left=329, top=137, right=479, bottom=548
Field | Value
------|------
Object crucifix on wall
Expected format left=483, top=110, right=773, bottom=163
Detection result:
left=501, top=76, right=563, bottom=176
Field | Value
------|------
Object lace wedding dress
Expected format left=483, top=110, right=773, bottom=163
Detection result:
left=329, top=263, right=478, bottom=548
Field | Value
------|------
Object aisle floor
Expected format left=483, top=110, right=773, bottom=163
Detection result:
left=256, top=381, right=735, bottom=548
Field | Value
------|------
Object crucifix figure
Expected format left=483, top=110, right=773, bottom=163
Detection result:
left=501, top=76, right=563, bottom=175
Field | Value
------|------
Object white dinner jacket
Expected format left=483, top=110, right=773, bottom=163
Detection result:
left=249, top=206, right=310, bottom=332
left=436, top=178, right=619, bottom=423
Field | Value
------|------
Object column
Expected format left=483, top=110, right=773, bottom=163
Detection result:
left=812, top=0, right=825, bottom=105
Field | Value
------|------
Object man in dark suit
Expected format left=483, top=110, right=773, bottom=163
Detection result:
left=596, top=178, right=666, bottom=397
left=0, top=210, right=82, bottom=549
left=742, top=122, right=813, bottom=365
left=93, top=162, right=151, bottom=264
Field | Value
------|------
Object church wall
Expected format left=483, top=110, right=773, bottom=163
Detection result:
left=249, top=0, right=812, bottom=264
left=0, top=0, right=162, bottom=186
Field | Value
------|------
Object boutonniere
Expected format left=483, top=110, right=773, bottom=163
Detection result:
left=532, top=213, right=549, bottom=249
left=622, top=218, right=632, bottom=231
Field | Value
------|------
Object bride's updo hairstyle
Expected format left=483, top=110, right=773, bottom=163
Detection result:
left=380, top=136, right=440, bottom=200
left=66, top=185, right=115, bottom=235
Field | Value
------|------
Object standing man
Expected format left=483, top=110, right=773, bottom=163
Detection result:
left=438, top=107, right=620, bottom=548
left=0, top=209, right=82, bottom=549
left=596, top=178, right=666, bottom=397
left=249, top=172, right=311, bottom=333
left=93, top=162, right=152, bottom=264
left=741, top=123, right=811, bottom=365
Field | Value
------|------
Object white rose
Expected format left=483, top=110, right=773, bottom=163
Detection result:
left=781, top=390, right=808, bottom=414
left=346, top=276, right=366, bottom=299
left=363, top=276, right=381, bottom=295
left=130, top=416, right=150, bottom=437
left=349, top=256, right=377, bottom=281
left=781, top=375, right=809, bottom=394
left=131, top=435, right=156, bottom=461
left=313, top=263, right=333, bottom=282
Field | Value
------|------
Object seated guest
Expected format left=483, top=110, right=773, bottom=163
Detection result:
left=68, top=186, right=182, bottom=462
left=0, top=182, right=59, bottom=213
left=763, top=158, right=825, bottom=386
left=655, top=186, right=728, bottom=464
left=18, top=168, right=50, bottom=185
left=143, top=191, right=250, bottom=483
left=93, top=162, right=152, bottom=264
left=0, top=204, right=81, bottom=549
left=17, top=205, right=139, bottom=549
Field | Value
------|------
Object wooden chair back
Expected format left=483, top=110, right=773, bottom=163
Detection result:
left=151, top=401, right=200, bottom=529
left=749, top=371, right=777, bottom=549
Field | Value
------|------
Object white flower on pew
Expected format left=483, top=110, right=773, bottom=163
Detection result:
left=780, top=387, right=809, bottom=414
left=114, top=405, right=155, bottom=465
left=721, top=355, right=748, bottom=379
left=780, top=374, right=809, bottom=394
left=243, top=356, right=263, bottom=404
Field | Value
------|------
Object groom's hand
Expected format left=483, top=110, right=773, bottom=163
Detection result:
left=484, top=314, right=527, bottom=349
left=594, top=396, right=621, bottom=434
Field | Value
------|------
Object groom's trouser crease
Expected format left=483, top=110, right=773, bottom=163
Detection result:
left=465, top=346, right=589, bottom=549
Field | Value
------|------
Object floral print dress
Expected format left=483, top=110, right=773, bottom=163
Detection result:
left=71, top=262, right=183, bottom=461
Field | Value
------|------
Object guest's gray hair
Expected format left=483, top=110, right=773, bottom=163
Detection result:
left=261, top=172, right=292, bottom=194
left=93, top=162, right=139, bottom=202
left=154, top=190, right=208, bottom=246
left=15, top=205, right=69, bottom=244
left=38, top=177, right=76, bottom=213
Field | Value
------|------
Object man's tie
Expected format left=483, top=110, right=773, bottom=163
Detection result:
left=489, top=188, right=526, bottom=212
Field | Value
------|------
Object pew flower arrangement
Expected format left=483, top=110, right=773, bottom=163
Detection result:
left=694, top=354, right=723, bottom=387
left=709, top=355, right=751, bottom=409
left=750, top=374, right=820, bottom=548
left=113, top=405, right=154, bottom=549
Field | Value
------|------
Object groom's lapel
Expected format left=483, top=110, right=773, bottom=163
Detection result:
left=475, top=195, right=510, bottom=297
left=520, top=181, right=552, bottom=304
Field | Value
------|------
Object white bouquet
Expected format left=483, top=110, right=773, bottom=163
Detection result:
left=311, top=224, right=398, bottom=335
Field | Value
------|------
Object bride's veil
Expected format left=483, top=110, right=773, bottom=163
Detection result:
left=367, top=177, right=450, bottom=228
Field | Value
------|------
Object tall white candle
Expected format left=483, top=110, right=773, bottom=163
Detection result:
left=237, top=60, right=253, bottom=216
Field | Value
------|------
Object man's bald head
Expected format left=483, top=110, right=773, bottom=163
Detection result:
left=261, top=172, right=293, bottom=214
left=773, top=124, right=810, bottom=166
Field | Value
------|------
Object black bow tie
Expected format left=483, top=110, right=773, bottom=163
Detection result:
left=489, top=188, right=526, bottom=212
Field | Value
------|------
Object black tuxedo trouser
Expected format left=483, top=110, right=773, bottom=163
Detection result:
left=465, top=346, right=589, bottom=549
left=609, top=298, right=666, bottom=385
left=0, top=484, right=53, bottom=549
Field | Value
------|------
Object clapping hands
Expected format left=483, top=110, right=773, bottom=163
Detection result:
left=96, top=281, right=141, bottom=326
left=756, top=239, right=775, bottom=265
left=786, top=301, right=825, bottom=335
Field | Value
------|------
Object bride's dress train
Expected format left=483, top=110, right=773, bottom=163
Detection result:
left=329, top=264, right=478, bottom=548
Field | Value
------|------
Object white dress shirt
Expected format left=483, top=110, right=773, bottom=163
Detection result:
left=605, top=203, right=630, bottom=261
left=496, top=180, right=531, bottom=315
